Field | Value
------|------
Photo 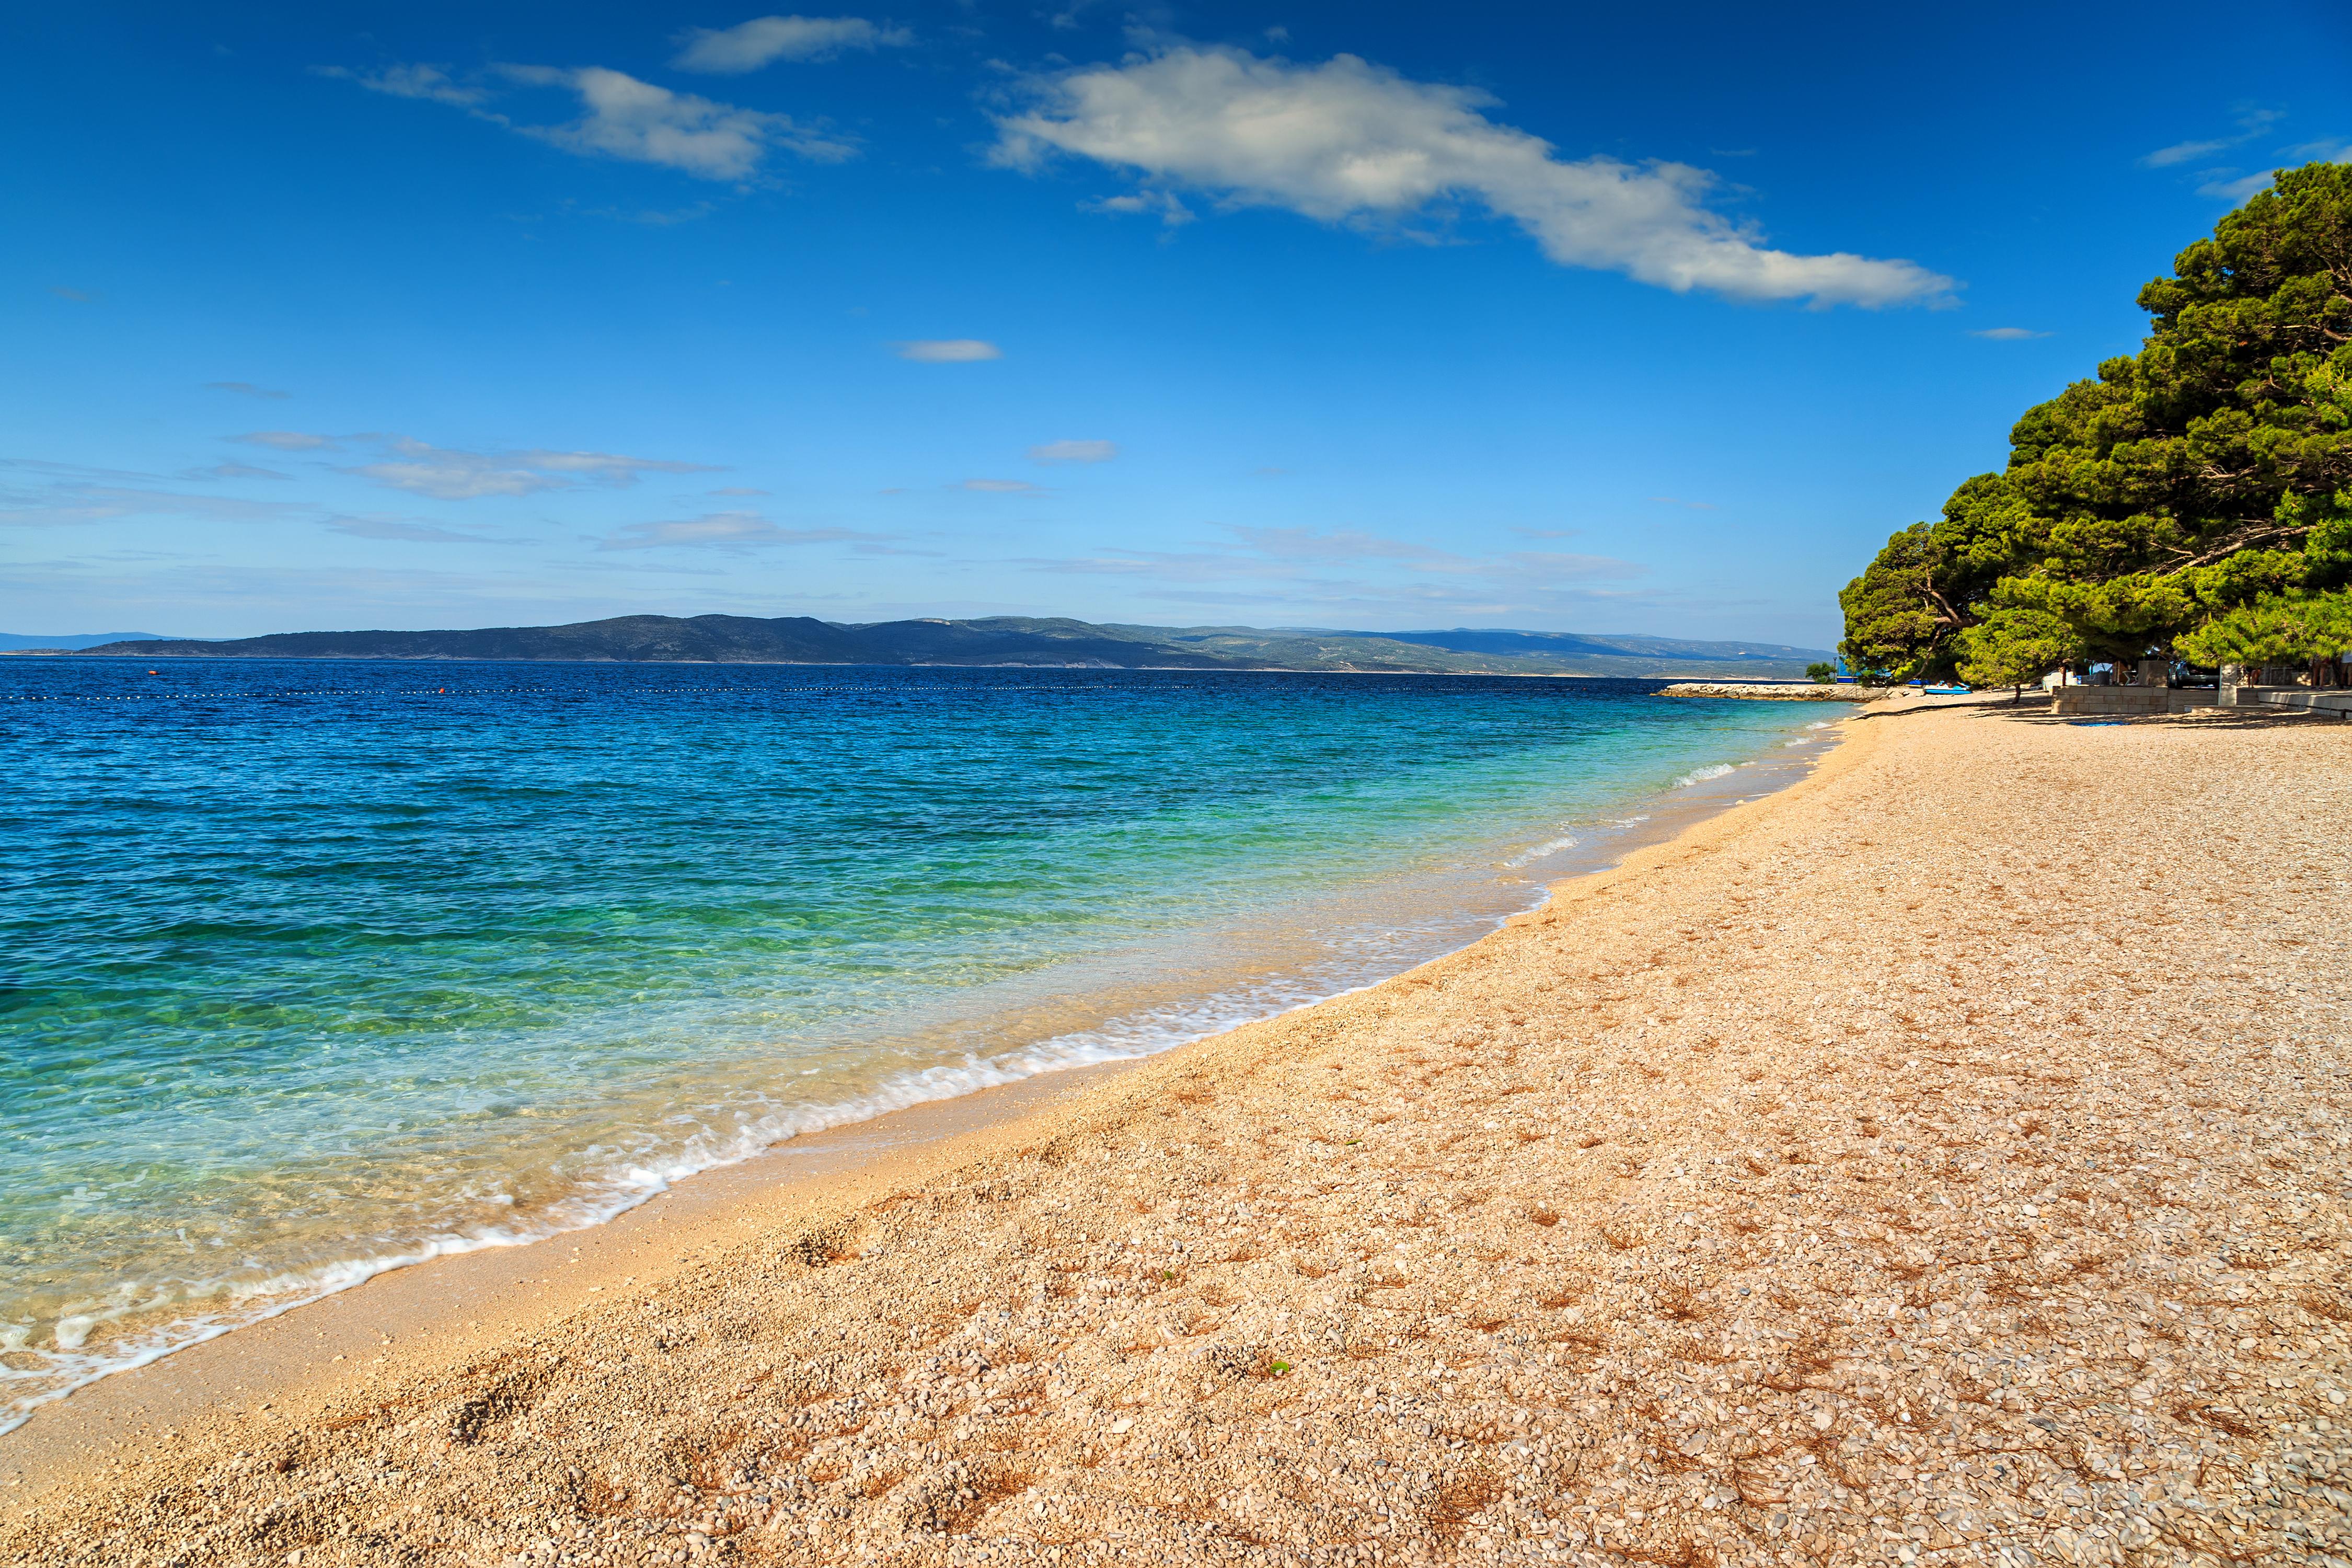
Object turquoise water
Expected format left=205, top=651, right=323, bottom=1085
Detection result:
left=0, top=660, right=1840, bottom=1426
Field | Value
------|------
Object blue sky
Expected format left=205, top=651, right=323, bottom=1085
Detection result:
left=5, top=2, right=2348, bottom=645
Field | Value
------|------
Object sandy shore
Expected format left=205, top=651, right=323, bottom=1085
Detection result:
left=5, top=703, right=2347, bottom=1567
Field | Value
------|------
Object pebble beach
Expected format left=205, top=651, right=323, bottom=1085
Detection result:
left=4, top=701, right=2346, bottom=1567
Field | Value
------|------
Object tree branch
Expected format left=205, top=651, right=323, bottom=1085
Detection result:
left=1919, top=580, right=1973, bottom=630
left=2159, top=522, right=2313, bottom=571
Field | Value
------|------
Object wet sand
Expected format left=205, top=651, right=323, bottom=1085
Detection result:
left=4, top=701, right=2346, bottom=1567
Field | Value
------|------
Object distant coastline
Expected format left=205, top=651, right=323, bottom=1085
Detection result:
left=17, top=612, right=1835, bottom=682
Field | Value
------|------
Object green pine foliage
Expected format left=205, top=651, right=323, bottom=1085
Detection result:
left=1840, top=162, right=2352, bottom=682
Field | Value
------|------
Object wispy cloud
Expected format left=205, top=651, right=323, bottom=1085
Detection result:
left=2135, top=109, right=2347, bottom=206
left=0, top=470, right=530, bottom=557
left=2141, top=136, right=2239, bottom=169
left=0, top=483, right=313, bottom=529
left=319, top=62, right=490, bottom=108
left=2, top=457, right=167, bottom=484
left=326, top=516, right=501, bottom=544
left=234, top=431, right=341, bottom=452
left=1647, top=495, right=1719, bottom=510
left=1970, top=326, right=2051, bottom=341
left=2282, top=136, right=2352, bottom=163
left=708, top=486, right=772, bottom=497
left=1022, top=523, right=1646, bottom=620
left=1082, top=189, right=1194, bottom=226
left=1028, top=439, right=1118, bottom=464
left=573, top=200, right=718, bottom=226
left=672, top=15, right=912, bottom=73
left=324, top=60, right=854, bottom=181
left=205, top=381, right=291, bottom=400
left=959, top=478, right=1043, bottom=493
left=498, top=65, right=855, bottom=179
left=991, top=44, right=1953, bottom=308
left=2139, top=107, right=2284, bottom=167
left=895, top=339, right=1001, bottom=361
left=48, top=285, right=95, bottom=303
left=596, top=512, right=889, bottom=550
left=189, top=462, right=293, bottom=481
left=1219, top=524, right=1444, bottom=561
left=347, top=437, right=718, bottom=501
left=2196, top=170, right=2275, bottom=204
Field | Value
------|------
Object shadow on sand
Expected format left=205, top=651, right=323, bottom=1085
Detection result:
left=1857, top=693, right=2339, bottom=729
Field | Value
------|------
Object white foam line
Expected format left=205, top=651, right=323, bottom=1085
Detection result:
left=2, top=903, right=1541, bottom=1435
left=1505, top=832, right=1580, bottom=868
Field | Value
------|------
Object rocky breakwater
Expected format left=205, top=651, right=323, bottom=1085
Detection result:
left=1661, top=682, right=1891, bottom=701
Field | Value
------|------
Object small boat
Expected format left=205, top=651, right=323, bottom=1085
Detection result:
left=1923, top=684, right=1971, bottom=695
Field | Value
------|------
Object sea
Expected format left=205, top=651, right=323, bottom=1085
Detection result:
left=0, top=659, right=1845, bottom=1429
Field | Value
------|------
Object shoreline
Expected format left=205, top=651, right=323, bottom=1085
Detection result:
left=0, top=1058, right=1147, bottom=1496
left=0, top=711, right=1846, bottom=1481
left=10, top=702, right=2339, bottom=1567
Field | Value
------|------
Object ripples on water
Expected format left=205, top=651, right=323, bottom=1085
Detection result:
left=0, top=660, right=1842, bottom=1425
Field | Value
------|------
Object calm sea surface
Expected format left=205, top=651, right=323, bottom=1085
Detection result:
left=0, top=659, right=1842, bottom=1426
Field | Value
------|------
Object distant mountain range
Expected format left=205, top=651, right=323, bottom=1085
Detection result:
left=42, top=615, right=1831, bottom=679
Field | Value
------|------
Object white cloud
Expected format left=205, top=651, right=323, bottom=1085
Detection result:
left=1028, top=439, right=1118, bottom=464
left=708, top=485, right=772, bottom=496
left=205, top=381, right=290, bottom=400
left=347, top=438, right=716, bottom=501
left=895, top=339, right=1002, bottom=361
left=672, top=16, right=912, bottom=73
left=49, top=285, right=95, bottom=303
left=597, top=512, right=877, bottom=549
left=234, top=431, right=339, bottom=451
left=991, top=45, right=1952, bottom=308
left=1970, top=327, right=2051, bottom=341
left=959, top=478, right=1043, bottom=492
left=498, top=65, right=854, bottom=180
